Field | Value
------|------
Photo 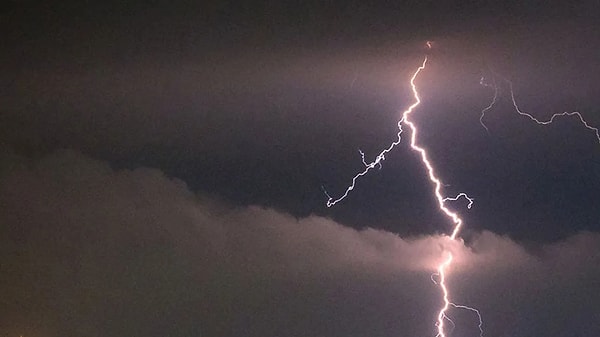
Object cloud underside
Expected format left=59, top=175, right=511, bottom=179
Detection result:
left=1, top=150, right=598, bottom=337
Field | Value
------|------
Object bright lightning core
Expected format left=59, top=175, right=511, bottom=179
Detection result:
left=324, top=45, right=481, bottom=337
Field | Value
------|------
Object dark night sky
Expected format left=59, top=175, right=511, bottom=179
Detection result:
left=1, top=1, right=599, bottom=336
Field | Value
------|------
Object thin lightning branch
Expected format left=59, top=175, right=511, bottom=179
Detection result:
left=323, top=62, right=423, bottom=208
left=324, top=134, right=403, bottom=207
left=479, top=74, right=600, bottom=143
left=444, top=313, right=457, bottom=334
left=451, top=303, right=484, bottom=337
left=325, top=43, right=481, bottom=337
left=506, top=80, right=600, bottom=143
left=478, top=76, right=499, bottom=134
left=443, top=193, right=474, bottom=209
left=360, top=149, right=383, bottom=169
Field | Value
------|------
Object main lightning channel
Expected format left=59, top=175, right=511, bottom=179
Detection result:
left=400, top=58, right=480, bottom=337
left=401, top=57, right=465, bottom=241
left=324, top=49, right=481, bottom=337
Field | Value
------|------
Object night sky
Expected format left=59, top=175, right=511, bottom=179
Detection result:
left=1, top=1, right=599, bottom=336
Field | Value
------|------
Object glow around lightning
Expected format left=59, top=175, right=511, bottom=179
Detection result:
left=324, top=45, right=481, bottom=337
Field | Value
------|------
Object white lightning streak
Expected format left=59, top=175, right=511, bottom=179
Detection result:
left=324, top=133, right=403, bottom=207
left=450, top=303, right=484, bottom=337
left=323, top=60, right=424, bottom=208
left=443, top=193, right=474, bottom=209
left=402, top=59, right=482, bottom=336
left=325, top=47, right=481, bottom=337
left=507, top=80, right=600, bottom=143
left=400, top=57, right=466, bottom=239
left=326, top=43, right=599, bottom=337
left=478, top=76, right=499, bottom=134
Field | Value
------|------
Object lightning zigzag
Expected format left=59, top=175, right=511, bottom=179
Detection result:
left=324, top=43, right=600, bottom=337
left=324, top=43, right=481, bottom=337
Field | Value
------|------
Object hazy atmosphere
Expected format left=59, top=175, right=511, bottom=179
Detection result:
left=1, top=1, right=599, bottom=336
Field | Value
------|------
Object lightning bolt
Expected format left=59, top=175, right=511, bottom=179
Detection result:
left=325, top=41, right=599, bottom=337
left=324, top=43, right=482, bottom=337
left=479, top=74, right=600, bottom=143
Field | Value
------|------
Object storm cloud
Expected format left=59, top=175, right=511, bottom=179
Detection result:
left=1, top=150, right=598, bottom=337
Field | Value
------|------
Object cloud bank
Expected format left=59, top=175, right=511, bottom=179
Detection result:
left=1, top=150, right=598, bottom=337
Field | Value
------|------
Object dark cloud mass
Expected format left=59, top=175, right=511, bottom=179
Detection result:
left=1, top=150, right=598, bottom=336
left=1, top=1, right=599, bottom=240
